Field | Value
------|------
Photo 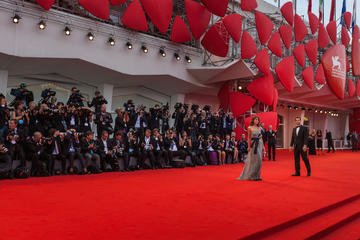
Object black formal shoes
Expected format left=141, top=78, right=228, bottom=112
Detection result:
left=307, top=172, right=311, bottom=176
left=292, top=173, right=300, bottom=176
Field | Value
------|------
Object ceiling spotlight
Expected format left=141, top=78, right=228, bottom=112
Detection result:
left=12, top=14, right=21, bottom=24
left=64, top=26, right=71, bottom=36
left=301, top=107, right=306, bottom=111
left=288, top=105, right=292, bottom=109
left=159, top=49, right=166, bottom=57
left=141, top=46, right=148, bottom=53
left=185, top=56, right=191, bottom=63
left=108, top=37, right=115, bottom=46
left=38, top=20, right=46, bottom=30
left=294, top=106, right=299, bottom=110
left=308, top=108, right=312, bottom=112
left=324, top=111, right=327, bottom=114
left=87, top=32, right=94, bottom=41
left=238, top=85, right=243, bottom=91
left=126, top=42, right=132, bottom=49
left=315, top=109, right=318, bottom=113
left=174, top=53, right=181, bottom=61
left=320, top=110, right=323, bottom=114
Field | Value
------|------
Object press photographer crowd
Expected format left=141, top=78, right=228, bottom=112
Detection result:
left=0, top=83, right=254, bottom=180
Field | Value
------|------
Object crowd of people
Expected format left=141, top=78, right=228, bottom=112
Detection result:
left=0, top=84, right=255, bottom=179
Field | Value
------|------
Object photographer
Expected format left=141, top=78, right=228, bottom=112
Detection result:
left=131, top=107, right=148, bottom=139
left=96, top=131, right=116, bottom=171
left=67, top=87, right=86, bottom=107
left=25, top=132, right=53, bottom=177
left=48, top=128, right=67, bottom=175
left=111, top=131, right=130, bottom=171
left=172, top=103, right=186, bottom=135
left=4, top=119, right=26, bottom=167
left=62, top=129, right=87, bottom=174
left=81, top=131, right=101, bottom=173
left=198, top=111, right=210, bottom=138
left=88, top=91, right=108, bottom=113
left=65, top=104, right=80, bottom=132
left=37, top=104, right=54, bottom=136
left=139, top=129, right=156, bottom=169
left=40, top=89, right=57, bottom=106
left=184, top=113, right=198, bottom=142
left=161, top=105, right=170, bottom=134
left=0, top=138, right=11, bottom=178
left=114, top=107, right=128, bottom=135
left=79, top=107, right=94, bottom=133
left=40, top=130, right=58, bottom=176
left=127, top=131, right=140, bottom=170
left=11, top=101, right=30, bottom=137
left=52, top=102, right=67, bottom=132
left=149, top=104, right=162, bottom=130
left=9, top=83, right=34, bottom=108
left=194, top=135, right=207, bottom=166
left=0, top=97, right=10, bottom=138
left=180, top=131, right=196, bottom=167
left=94, top=104, right=113, bottom=137
left=152, top=129, right=169, bottom=168
left=165, top=130, right=185, bottom=165
left=224, top=134, right=235, bottom=164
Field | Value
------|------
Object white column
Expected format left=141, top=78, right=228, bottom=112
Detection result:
left=0, top=70, right=8, bottom=96
left=99, top=84, right=114, bottom=112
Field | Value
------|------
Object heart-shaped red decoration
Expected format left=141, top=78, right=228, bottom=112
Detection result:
left=348, top=78, right=355, bottom=97
left=247, top=74, right=274, bottom=106
left=141, top=0, right=173, bottom=34
left=318, top=23, right=330, bottom=48
left=223, top=14, right=242, bottom=43
left=352, top=25, right=360, bottom=76
left=308, top=12, right=319, bottom=34
left=315, top=64, right=325, bottom=85
left=302, top=66, right=314, bottom=89
left=341, top=26, right=350, bottom=47
left=35, top=0, right=55, bottom=10
left=280, top=2, right=294, bottom=26
left=254, top=49, right=270, bottom=74
left=273, top=88, right=278, bottom=111
left=275, top=56, right=295, bottom=92
left=255, top=11, right=274, bottom=45
left=185, top=0, right=211, bottom=40
left=201, top=21, right=229, bottom=57
left=326, top=21, right=337, bottom=44
left=267, top=31, right=282, bottom=57
left=279, top=25, right=293, bottom=49
left=357, top=80, right=360, bottom=97
left=305, top=39, right=318, bottom=66
left=343, top=12, right=352, bottom=30
left=321, top=44, right=347, bottom=100
left=201, top=0, right=229, bottom=17
left=229, top=92, right=256, bottom=118
left=171, top=16, right=191, bottom=43
left=78, top=0, right=109, bottom=20
left=241, top=30, right=258, bottom=59
left=110, top=0, right=129, bottom=5
left=241, top=0, right=257, bottom=11
left=294, top=14, right=308, bottom=42
left=293, top=44, right=305, bottom=68
left=122, top=0, right=148, bottom=31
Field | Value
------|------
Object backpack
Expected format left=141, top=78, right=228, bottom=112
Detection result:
left=14, top=167, right=30, bottom=179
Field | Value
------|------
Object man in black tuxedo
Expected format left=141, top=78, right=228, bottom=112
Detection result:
left=325, top=130, right=335, bottom=153
left=290, top=117, right=311, bottom=176
left=266, top=125, right=277, bottom=161
left=139, top=129, right=156, bottom=169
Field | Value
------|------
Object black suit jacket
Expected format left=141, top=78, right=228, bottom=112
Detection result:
left=290, top=125, right=308, bottom=149
left=266, top=130, right=277, bottom=145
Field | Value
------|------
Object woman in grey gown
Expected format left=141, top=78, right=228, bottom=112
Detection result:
left=237, top=116, right=266, bottom=181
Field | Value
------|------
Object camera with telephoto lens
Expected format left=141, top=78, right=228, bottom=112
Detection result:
left=41, top=88, right=56, bottom=98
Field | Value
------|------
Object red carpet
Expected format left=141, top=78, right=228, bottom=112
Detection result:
left=0, top=151, right=359, bottom=240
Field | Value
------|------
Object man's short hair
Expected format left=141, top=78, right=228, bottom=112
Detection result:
left=10, top=119, right=18, bottom=125
left=85, top=131, right=93, bottom=137
left=295, top=116, right=301, bottom=120
left=101, top=130, right=108, bottom=136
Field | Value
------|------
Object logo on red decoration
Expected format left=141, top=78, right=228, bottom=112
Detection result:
left=321, top=44, right=346, bottom=100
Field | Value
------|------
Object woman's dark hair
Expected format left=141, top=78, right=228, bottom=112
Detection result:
left=317, top=129, right=322, bottom=134
left=250, top=116, right=260, bottom=127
